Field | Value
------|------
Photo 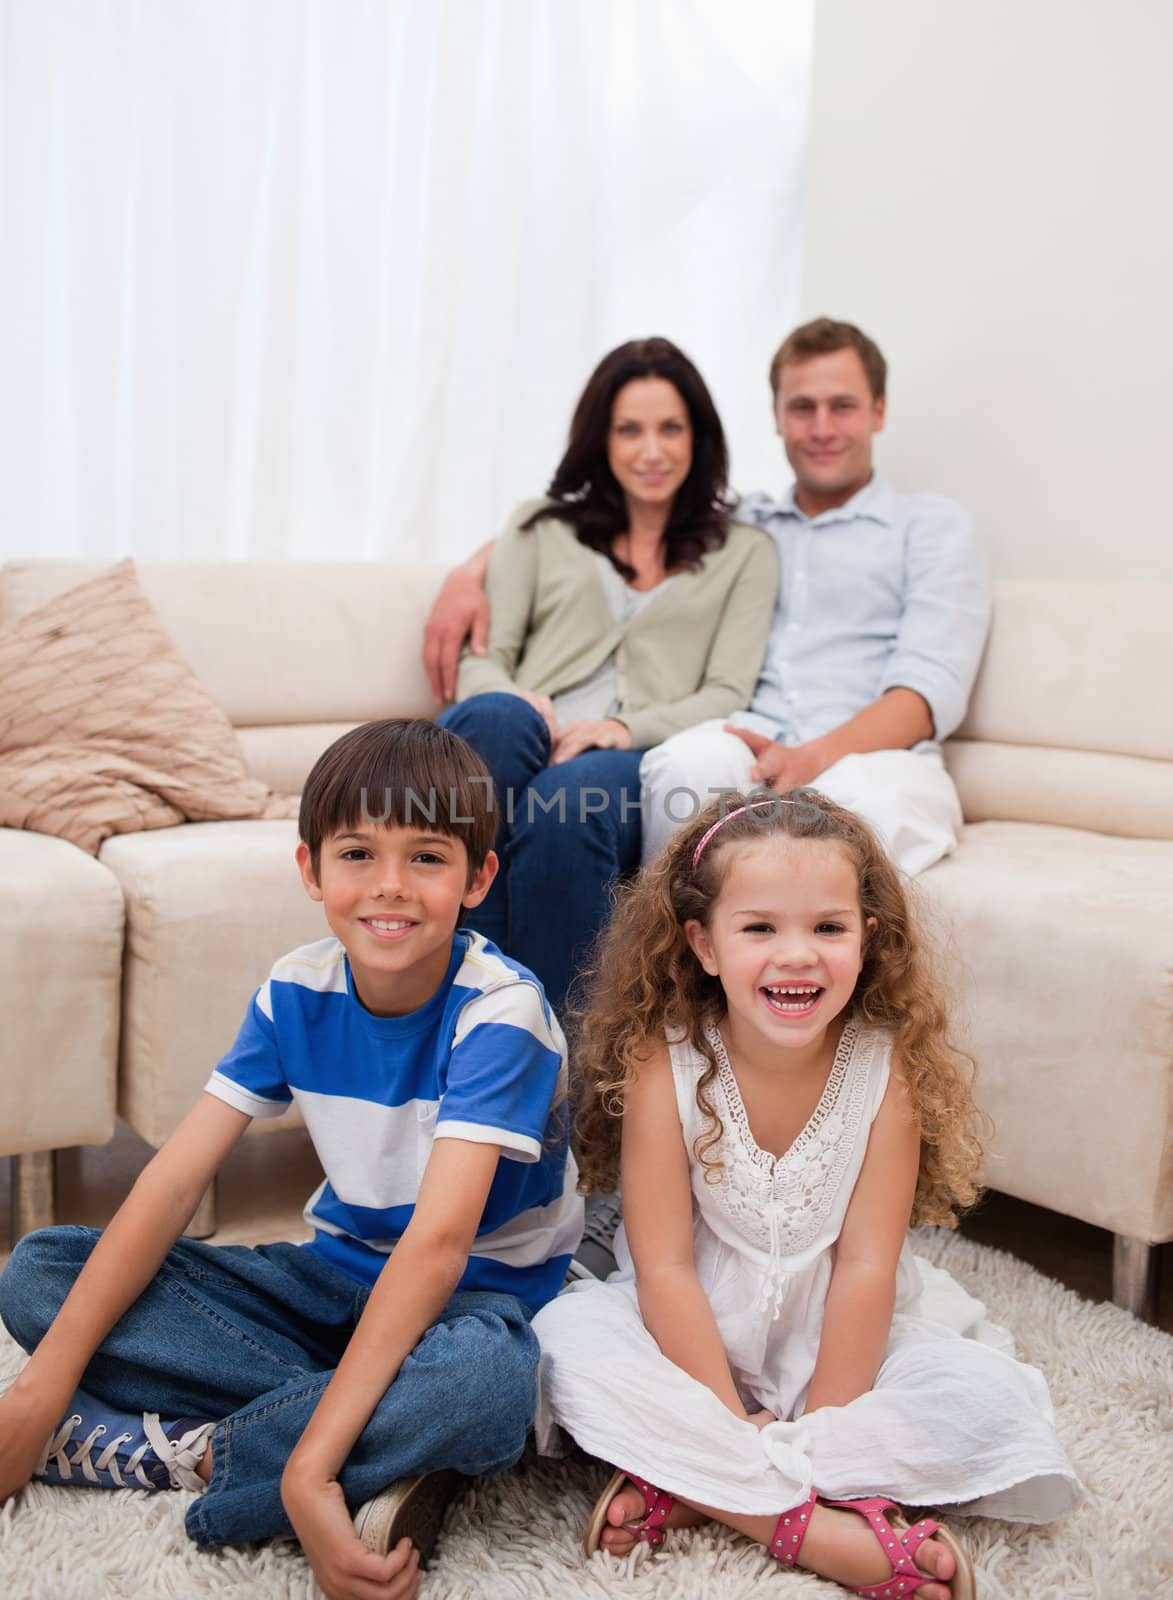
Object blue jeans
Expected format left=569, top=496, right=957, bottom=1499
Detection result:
left=0, top=1226, right=538, bottom=1549
left=438, top=694, right=644, bottom=1012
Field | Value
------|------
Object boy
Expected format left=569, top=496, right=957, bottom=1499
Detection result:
left=0, top=719, right=583, bottom=1600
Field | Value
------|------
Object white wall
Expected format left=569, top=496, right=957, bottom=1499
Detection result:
left=798, top=0, right=1173, bottom=580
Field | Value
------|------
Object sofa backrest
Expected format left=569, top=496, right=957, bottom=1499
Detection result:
left=0, top=558, right=445, bottom=794
left=946, top=579, right=1173, bottom=839
left=3, top=560, right=1171, bottom=838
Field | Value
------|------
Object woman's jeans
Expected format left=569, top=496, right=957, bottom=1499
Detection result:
left=0, top=1226, right=538, bottom=1549
left=437, top=693, right=644, bottom=1012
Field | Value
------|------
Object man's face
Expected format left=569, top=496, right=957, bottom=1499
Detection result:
left=774, top=347, right=885, bottom=514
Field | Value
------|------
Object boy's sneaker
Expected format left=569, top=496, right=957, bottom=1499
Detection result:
left=353, top=1468, right=459, bottom=1565
left=34, top=1389, right=214, bottom=1491
left=571, top=1189, right=624, bottom=1281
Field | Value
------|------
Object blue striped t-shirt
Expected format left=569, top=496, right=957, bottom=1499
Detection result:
left=205, top=930, right=583, bottom=1312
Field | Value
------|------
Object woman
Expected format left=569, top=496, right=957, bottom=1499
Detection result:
left=437, top=337, right=778, bottom=1012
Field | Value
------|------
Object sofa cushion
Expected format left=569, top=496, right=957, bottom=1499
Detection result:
left=0, top=561, right=296, bottom=855
left=920, top=821, right=1173, bottom=1240
left=0, top=829, right=123, bottom=1153
left=99, top=819, right=325, bottom=1145
left=944, top=740, right=1173, bottom=840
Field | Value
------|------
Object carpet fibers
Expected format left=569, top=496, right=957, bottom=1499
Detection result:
left=1, top=1230, right=1170, bottom=1599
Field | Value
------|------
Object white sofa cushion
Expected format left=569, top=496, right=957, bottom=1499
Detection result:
left=0, top=830, right=123, bottom=1153
left=99, top=819, right=326, bottom=1146
left=921, top=820, right=1173, bottom=1239
left=944, top=741, right=1173, bottom=840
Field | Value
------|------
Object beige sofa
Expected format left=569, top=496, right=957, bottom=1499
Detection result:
left=2, top=561, right=1171, bottom=1317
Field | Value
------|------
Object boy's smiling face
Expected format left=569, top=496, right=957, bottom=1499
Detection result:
left=297, top=824, right=496, bottom=1017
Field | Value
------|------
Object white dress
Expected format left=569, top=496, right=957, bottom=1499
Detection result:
left=534, top=1019, right=1080, bottom=1521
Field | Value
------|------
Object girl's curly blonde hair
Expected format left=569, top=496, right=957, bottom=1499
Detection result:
left=573, top=789, right=986, bottom=1227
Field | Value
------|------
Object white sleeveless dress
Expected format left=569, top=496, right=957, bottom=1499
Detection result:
left=534, top=1019, right=1079, bottom=1521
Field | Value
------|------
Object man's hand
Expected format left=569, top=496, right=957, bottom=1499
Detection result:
left=283, top=1470, right=420, bottom=1600
left=724, top=726, right=828, bottom=793
left=550, top=718, right=633, bottom=765
left=423, top=567, right=490, bottom=703
left=0, top=1381, right=61, bottom=1507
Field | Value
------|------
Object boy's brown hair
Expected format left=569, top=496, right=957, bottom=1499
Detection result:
left=298, top=719, right=497, bottom=879
left=768, top=316, right=887, bottom=401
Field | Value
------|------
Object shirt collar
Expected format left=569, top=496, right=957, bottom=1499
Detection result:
left=776, top=472, right=895, bottom=528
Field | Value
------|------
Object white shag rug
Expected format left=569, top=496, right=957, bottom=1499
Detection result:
left=2, top=1230, right=1171, bottom=1600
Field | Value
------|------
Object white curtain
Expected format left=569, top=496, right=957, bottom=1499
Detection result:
left=0, top=0, right=812, bottom=562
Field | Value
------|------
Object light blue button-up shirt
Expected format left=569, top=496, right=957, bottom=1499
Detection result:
left=735, top=475, right=991, bottom=748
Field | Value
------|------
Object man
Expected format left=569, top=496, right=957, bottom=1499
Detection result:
left=424, top=317, right=991, bottom=878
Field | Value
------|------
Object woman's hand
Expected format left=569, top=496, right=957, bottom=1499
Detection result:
left=550, top=718, right=633, bottom=764
left=282, top=1466, right=420, bottom=1600
left=515, top=689, right=557, bottom=739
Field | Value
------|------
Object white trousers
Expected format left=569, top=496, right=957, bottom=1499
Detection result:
left=639, top=719, right=963, bottom=876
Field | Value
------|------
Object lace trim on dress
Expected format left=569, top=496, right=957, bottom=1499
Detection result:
left=701, top=1017, right=877, bottom=1316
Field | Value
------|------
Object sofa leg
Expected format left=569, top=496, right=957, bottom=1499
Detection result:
left=186, top=1180, right=218, bottom=1240
left=12, top=1150, right=56, bottom=1239
left=1112, top=1234, right=1158, bottom=1320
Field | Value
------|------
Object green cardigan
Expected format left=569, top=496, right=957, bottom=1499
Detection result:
left=456, top=499, right=780, bottom=749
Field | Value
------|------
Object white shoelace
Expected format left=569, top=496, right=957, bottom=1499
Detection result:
left=36, top=1412, right=213, bottom=1491
left=143, top=1414, right=215, bottom=1492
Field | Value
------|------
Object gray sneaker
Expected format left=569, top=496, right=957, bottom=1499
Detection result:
left=353, top=1468, right=459, bottom=1565
left=573, top=1189, right=624, bottom=1280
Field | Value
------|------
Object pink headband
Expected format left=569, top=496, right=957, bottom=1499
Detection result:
left=691, top=797, right=799, bottom=868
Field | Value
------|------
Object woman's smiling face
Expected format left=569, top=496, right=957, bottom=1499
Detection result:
left=606, top=377, right=693, bottom=512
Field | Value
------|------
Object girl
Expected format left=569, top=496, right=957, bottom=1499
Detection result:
left=534, top=791, right=1078, bottom=1598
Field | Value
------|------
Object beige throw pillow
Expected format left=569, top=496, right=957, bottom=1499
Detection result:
left=0, top=559, right=296, bottom=854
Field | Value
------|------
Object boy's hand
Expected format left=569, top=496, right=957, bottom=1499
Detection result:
left=283, top=1471, right=420, bottom=1600
left=0, top=1381, right=61, bottom=1506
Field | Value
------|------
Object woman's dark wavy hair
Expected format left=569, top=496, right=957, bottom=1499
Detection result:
left=520, top=337, right=733, bottom=579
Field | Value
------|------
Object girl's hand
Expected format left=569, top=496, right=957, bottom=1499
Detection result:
left=550, top=717, right=633, bottom=764
left=515, top=689, right=557, bottom=739
left=282, top=1469, right=420, bottom=1600
left=745, top=1407, right=778, bottom=1431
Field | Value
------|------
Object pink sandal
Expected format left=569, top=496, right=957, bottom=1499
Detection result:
left=768, top=1493, right=977, bottom=1599
left=583, top=1468, right=677, bottom=1557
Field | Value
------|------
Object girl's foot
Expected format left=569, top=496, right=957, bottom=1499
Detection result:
left=597, top=1478, right=705, bottom=1556
left=799, top=1500, right=960, bottom=1598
